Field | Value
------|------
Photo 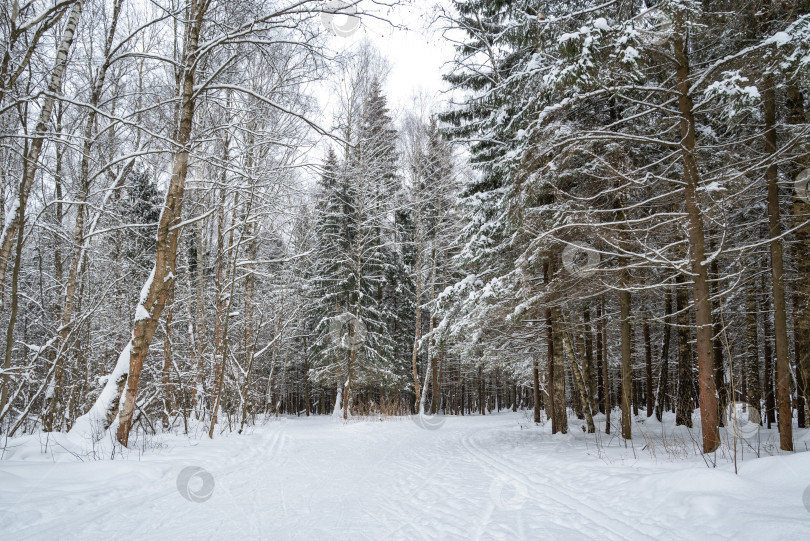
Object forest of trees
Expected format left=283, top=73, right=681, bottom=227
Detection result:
left=0, top=0, right=808, bottom=457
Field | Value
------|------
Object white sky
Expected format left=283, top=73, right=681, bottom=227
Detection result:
left=301, top=0, right=463, bottom=189
left=320, top=0, right=458, bottom=116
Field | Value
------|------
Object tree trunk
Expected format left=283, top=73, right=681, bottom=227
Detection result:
left=411, top=256, right=422, bottom=412
left=656, top=288, right=672, bottom=422
left=620, top=285, right=632, bottom=440
left=208, top=167, right=232, bottom=437
left=787, top=83, right=809, bottom=428
left=644, top=318, right=653, bottom=417
left=431, top=349, right=439, bottom=414
left=0, top=211, right=24, bottom=424
left=343, top=310, right=361, bottom=420
left=709, top=255, right=727, bottom=427
left=673, top=13, right=720, bottom=453
left=600, top=297, right=610, bottom=434
left=746, top=280, right=762, bottom=425
left=71, top=0, right=206, bottom=445
left=596, top=303, right=605, bottom=414
left=239, top=202, right=257, bottom=432
left=551, top=306, right=567, bottom=434
left=478, top=365, right=485, bottom=415
left=161, top=291, right=175, bottom=429
left=675, top=274, right=694, bottom=427
left=764, top=77, right=793, bottom=451
left=192, top=216, right=207, bottom=417
left=583, top=308, right=597, bottom=415
left=544, top=260, right=555, bottom=426
left=532, top=356, right=541, bottom=423
left=563, top=329, right=595, bottom=433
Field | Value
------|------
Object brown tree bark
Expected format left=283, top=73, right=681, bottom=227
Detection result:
left=546, top=303, right=555, bottom=423
left=644, top=318, right=653, bottom=418
left=583, top=308, right=597, bottom=415
left=620, top=285, right=632, bottom=440
left=532, top=356, right=541, bottom=423
left=655, top=288, right=673, bottom=421
left=600, top=297, right=610, bottom=434
left=551, top=306, right=567, bottom=434
left=114, top=0, right=206, bottom=446
left=709, top=255, right=727, bottom=427
left=672, top=15, right=720, bottom=452
left=763, top=78, right=793, bottom=451
left=544, top=260, right=555, bottom=426
left=745, top=278, right=762, bottom=425
left=675, top=275, right=694, bottom=427
left=595, top=303, right=605, bottom=414
left=563, top=329, right=595, bottom=433
left=762, top=275, right=777, bottom=428
left=787, top=82, right=810, bottom=428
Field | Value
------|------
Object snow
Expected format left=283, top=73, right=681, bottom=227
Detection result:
left=23, top=338, right=56, bottom=354
left=558, top=31, right=582, bottom=43
left=593, top=18, right=610, bottom=32
left=699, top=181, right=726, bottom=193
left=68, top=337, right=134, bottom=440
left=769, top=31, right=791, bottom=46
left=139, top=266, right=156, bottom=304
left=134, top=305, right=150, bottom=322
left=622, top=46, right=640, bottom=64
left=2, top=412, right=809, bottom=539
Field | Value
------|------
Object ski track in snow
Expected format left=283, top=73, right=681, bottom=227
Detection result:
left=2, top=412, right=810, bottom=540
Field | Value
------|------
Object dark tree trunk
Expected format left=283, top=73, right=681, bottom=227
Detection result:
left=596, top=304, right=605, bottom=414
left=551, top=306, right=567, bottom=434
left=533, top=357, right=541, bottom=423
left=746, top=283, right=762, bottom=426
left=675, top=274, right=694, bottom=428
left=620, top=286, right=632, bottom=440
left=787, top=82, right=810, bottom=428
left=710, top=255, right=727, bottom=427
left=583, top=308, right=597, bottom=415
left=644, top=319, right=653, bottom=417
left=656, top=289, right=673, bottom=421
left=600, top=297, right=610, bottom=434
left=763, top=77, right=793, bottom=450
left=761, top=274, right=777, bottom=428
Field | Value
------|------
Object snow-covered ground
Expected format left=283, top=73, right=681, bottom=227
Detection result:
left=2, top=411, right=809, bottom=540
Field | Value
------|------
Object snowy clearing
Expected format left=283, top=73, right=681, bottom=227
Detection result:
left=2, top=412, right=810, bottom=540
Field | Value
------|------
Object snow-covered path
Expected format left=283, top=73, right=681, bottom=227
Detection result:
left=2, top=412, right=809, bottom=540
